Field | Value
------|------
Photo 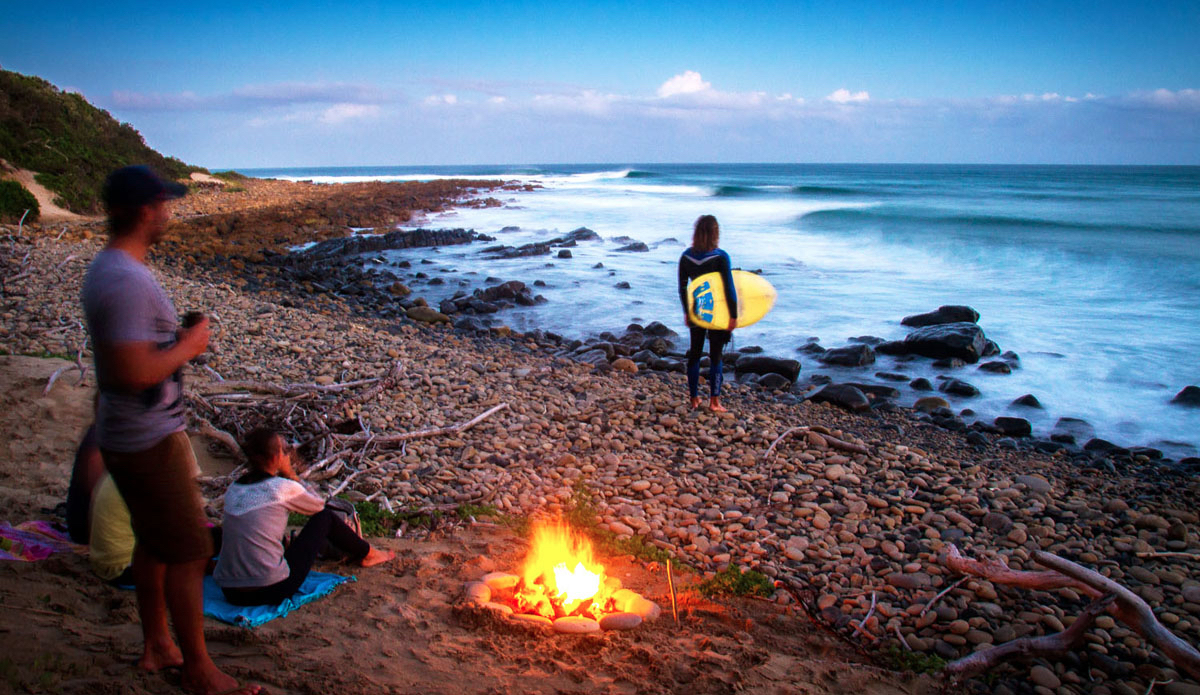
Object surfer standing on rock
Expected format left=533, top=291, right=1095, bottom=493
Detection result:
left=678, top=215, right=738, bottom=411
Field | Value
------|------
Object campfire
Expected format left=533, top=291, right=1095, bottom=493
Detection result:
left=463, top=520, right=660, bottom=633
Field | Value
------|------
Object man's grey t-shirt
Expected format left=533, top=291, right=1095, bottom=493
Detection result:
left=81, top=248, right=186, bottom=452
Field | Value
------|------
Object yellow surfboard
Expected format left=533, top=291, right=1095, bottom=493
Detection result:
left=687, top=270, right=777, bottom=330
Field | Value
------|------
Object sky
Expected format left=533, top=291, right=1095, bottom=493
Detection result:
left=5, top=1, right=1200, bottom=167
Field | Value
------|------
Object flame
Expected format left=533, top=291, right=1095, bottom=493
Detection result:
left=515, top=520, right=610, bottom=618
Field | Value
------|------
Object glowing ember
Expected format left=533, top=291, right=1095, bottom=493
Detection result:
left=511, top=520, right=614, bottom=620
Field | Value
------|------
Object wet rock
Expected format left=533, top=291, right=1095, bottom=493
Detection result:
left=938, top=378, right=979, bottom=397
left=910, top=377, right=933, bottom=391
left=1171, top=385, right=1200, bottom=406
left=557, top=249, right=572, bottom=258
left=1084, top=438, right=1128, bottom=456
left=978, top=361, right=1012, bottom=374
left=735, top=356, right=801, bottom=382
left=614, top=281, right=631, bottom=289
left=878, top=322, right=989, bottom=363
left=843, top=383, right=900, bottom=400
left=932, top=357, right=966, bottom=369
left=818, top=344, right=876, bottom=367
left=614, top=242, right=650, bottom=252
left=901, top=305, right=981, bottom=327
left=875, top=371, right=909, bottom=381
left=1011, top=394, right=1043, bottom=408
left=758, top=373, right=792, bottom=390
left=806, top=384, right=870, bottom=412
left=994, top=416, right=1032, bottom=437
left=406, top=306, right=450, bottom=324
left=913, top=396, right=949, bottom=412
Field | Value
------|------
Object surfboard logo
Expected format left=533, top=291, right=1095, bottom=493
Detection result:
left=691, top=281, right=714, bottom=322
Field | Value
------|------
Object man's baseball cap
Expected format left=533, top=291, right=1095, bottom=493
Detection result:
left=102, top=165, right=187, bottom=210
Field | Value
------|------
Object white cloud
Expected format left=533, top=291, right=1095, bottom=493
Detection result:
left=423, top=94, right=458, bottom=105
left=657, top=71, right=711, bottom=98
left=826, top=88, right=869, bottom=103
left=319, top=103, right=380, bottom=124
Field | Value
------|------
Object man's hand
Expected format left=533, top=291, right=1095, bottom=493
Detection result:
left=177, top=317, right=210, bottom=360
left=728, top=317, right=738, bottom=331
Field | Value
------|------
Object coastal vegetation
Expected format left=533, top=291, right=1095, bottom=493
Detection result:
left=0, top=179, right=39, bottom=223
left=0, top=68, right=203, bottom=214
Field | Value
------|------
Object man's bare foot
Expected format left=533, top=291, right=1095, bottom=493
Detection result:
left=183, top=664, right=264, bottom=695
left=138, top=640, right=184, bottom=672
left=690, top=396, right=702, bottom=410
left=709, top=398, right=727, bottom=412
left=360, top=547, right=395, bottom=568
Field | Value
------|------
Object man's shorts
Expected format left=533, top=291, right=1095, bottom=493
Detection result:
left=101, top=431, right=213, bottom=564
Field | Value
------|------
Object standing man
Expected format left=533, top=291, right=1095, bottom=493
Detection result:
left=82, top=166, right=261, bottom=695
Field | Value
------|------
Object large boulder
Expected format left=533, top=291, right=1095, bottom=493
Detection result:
left=735, top=356, right=801, bottom=383
left=901, top=305, right=981, bottom=327
left=1171, top=385, right=1200, bottom=407
left=879, top=322, right=990, bottom=363
left=818, top=344, right=876, bottom=367
left=806, top=384, right=870, bottom=412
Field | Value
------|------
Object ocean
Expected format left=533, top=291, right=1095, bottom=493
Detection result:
left=241, top=164, right=1200, bottom=458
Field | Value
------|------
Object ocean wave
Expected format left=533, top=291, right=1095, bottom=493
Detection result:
left=799, top=206, right=1200, bottom=235
left=791, top=184, right=877, bottom=197
left=624, top=170, right=660, bottom=179
left=711, top=185, right=766, bottom=197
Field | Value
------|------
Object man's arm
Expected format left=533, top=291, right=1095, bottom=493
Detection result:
left=98, top=318, right=209, bottom=392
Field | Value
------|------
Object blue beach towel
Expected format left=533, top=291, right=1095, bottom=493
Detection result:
left=201, top=572, right=355, bottom=628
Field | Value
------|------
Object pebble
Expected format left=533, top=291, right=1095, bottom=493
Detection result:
left=1030, top=665, right=1061, bottom=689
left=598, top=612, right=643, bottom=631
left=554, top=616, right=601, bottom=634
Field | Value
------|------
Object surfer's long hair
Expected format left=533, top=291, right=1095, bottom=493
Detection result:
left=693, top=215, right=720, bottom=253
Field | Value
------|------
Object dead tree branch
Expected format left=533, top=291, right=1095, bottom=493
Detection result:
left=945, top=594, right=1114, bottom=679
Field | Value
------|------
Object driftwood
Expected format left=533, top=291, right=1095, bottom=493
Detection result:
left=940, top=544, right=1200, bottom=681
left=762, top=426, right=870, bottom=459
left=331, top=402, right=510, bottom=447
left=1034, top=551, right=1200, bottom=681
left=945, top=594, right=1115, bottom=679
left=940, top=544, right=1095, bottom=595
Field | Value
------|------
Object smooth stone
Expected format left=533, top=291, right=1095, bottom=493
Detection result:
left=913, top=396, right=950, bottom=413
left=482, top=572, right=520, bottom=591
left=483, top=601, right=513, bottom=615
left=626, top=597, right=662, bottom=621
left=554, top=616, right=601, bottom=634
left=510, top=613, right=553, bottom=627
left=1030, top=665, right=1061, bottom=689
left=465, top=581, right=491, bottom=604
left=630, top=480, right=652, bottom=492
left=1014, top=474, right=1052, bottom=494
left=599, top=612, right=643, bottom=631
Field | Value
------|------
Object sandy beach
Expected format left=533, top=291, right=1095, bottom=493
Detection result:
left=1, top=177, right=1198, bottom=695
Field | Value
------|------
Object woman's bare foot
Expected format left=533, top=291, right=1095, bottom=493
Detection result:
left=360, top=547, right=395, bottom=568
left=138, top=639, right=184, bottom=672
left=182, top=663, right=264, bottom=695
left=709, top=398, right=727, bottom=412
left=690, top=396, right=702, bottom=410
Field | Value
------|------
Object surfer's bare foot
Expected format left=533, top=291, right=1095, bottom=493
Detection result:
left=690, top=397, right=702, bottom=410
left=709, top=398, right=727, bottom=412
left=138, top=639, right=183, bottom=672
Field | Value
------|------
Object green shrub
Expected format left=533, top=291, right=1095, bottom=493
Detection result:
left=212, top=170, right=248, bottom=181
left=0, top=69, right=204, bottom=213
left=696, top=566, right=773, bottom=598
left=0, top=180, right=39, bottom=223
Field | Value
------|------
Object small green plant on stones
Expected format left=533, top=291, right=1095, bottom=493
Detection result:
left=880, top=644, right=947, bottom=675
left=697, top=566, right=773, bottom=598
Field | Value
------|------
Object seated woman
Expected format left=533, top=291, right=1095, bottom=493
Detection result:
left=214, top=428, right=392, bottom=606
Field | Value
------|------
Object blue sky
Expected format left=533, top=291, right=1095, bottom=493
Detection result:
left=5, top=1, right=1199, bottom=166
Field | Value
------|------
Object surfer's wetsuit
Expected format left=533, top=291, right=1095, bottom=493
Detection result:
left=678, top=247, right=738, bottom=398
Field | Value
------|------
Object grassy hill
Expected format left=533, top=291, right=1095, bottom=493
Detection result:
left=0, top=69, right=203, bottom=214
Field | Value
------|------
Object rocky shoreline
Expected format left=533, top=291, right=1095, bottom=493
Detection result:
left=3, top=179, right=1199, bottom=694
